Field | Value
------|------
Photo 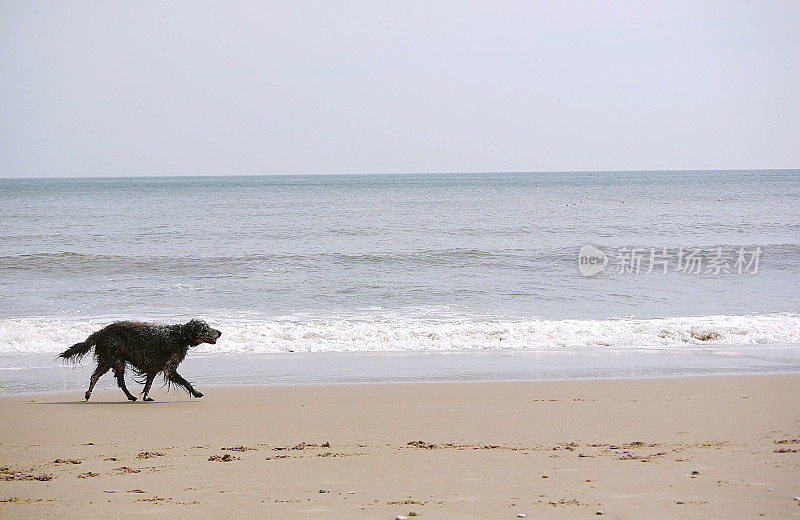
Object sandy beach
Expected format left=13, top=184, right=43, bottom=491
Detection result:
left=1, top=374, right=798, bottom=519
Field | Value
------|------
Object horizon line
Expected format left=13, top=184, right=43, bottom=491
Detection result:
left=2, top=168, right=799, bottom=181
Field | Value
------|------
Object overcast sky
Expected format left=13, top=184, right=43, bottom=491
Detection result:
left=1, top=1, right=798, bottom=178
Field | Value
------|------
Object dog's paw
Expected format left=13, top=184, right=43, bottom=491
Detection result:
left=143, top=397, right=154, bottom=402
left=128, top=396, right=138, bottom=402
left=84, top=392, right=91, bottom=401
left=193, top=391, right=204, bottom=398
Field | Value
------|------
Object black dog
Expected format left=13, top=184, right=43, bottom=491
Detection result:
left=59, top=319, right=221, bottom=402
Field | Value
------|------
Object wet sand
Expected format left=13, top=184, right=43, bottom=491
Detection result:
left=1, top=374, right=799, bottom=519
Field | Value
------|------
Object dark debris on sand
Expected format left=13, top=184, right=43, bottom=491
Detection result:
left=0, top=467, right=54, bottom=481
left=208, top=454, right=239, bottom=462
left=136, top=451, right=165, bottom=459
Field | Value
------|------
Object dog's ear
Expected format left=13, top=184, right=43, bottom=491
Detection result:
left=184, top=319, right=201, bottom=335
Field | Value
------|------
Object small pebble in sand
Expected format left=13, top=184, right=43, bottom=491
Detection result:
left=319, top=489, right=329, bottom=493
left=541, top=475, right=549, bottom=478
left=691, top=470, right=700, bottom=475
left=517, top=514, right=528, bottom=518
left=348, top=491, right=355, bottom=494
left=408, top=512, right=418, bottom=517
left=396, top=516, right=408, bottom=520
left=677, top=501, right=685, bottom=505
left=596, top=512, right=603, bottom=515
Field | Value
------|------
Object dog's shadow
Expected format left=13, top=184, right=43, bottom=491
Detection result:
left=33, top=400, right=198, bottom=405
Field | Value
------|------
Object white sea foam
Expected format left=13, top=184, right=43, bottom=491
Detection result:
left=1, top=313, right=799, bottom=355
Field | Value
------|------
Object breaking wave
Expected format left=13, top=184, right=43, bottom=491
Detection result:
left=1, top=313, right=799, bottom=355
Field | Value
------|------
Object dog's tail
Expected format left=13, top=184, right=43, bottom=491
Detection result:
left=58, top=331, right=99, bottom=362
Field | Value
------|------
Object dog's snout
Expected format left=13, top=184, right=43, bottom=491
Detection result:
left=215, top=329, right=222, bottom=338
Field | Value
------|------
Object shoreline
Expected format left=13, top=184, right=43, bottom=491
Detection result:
left=3, top=369, right=800, bottom=399
left=2, top=373, right=798, bottom=518
left=4, top=344, right=800, bottom=396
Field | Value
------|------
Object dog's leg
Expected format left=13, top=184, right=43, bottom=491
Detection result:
left=168, top=370, right=203, bottom=398
left=141, top=373, right=156, bottom=402
left=112, top=364, right=137, bottom=402
left=85, top=362, right=110, bottom=401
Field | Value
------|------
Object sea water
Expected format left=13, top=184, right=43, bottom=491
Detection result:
left=1, top=171, right=799, bottom=393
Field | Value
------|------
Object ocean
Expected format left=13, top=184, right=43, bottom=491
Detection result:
left=1, top=170, right=799, bottom=393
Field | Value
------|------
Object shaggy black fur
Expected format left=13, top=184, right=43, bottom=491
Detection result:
left=59, top=319, right=221, bottom=402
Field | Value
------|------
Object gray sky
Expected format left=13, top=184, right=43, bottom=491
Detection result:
left=1, top=1, right=798, bottom=177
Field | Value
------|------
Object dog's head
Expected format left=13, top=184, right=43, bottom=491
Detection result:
left=184, top=319, right=222, bottom=346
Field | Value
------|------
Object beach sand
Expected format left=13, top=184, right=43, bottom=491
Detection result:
left=1, top=374, right=798, bottom=519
